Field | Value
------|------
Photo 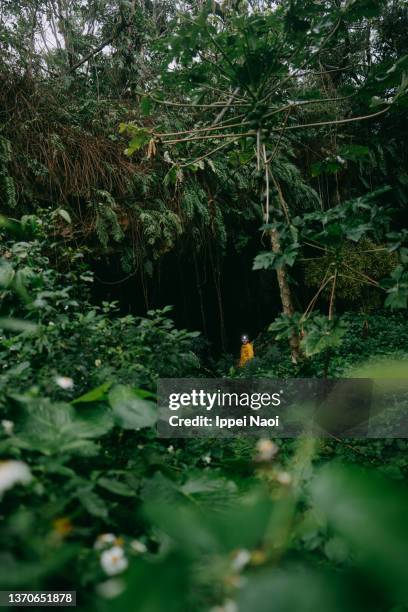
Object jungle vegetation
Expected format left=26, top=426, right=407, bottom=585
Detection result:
left=1, top=1, right=408, bottom=610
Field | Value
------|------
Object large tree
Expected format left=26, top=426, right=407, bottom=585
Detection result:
left=121, top=0, right=408, bottom=360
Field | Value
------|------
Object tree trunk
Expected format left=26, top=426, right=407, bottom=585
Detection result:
left=56, top=0, right=74, bottom=68
left=270, top=228, right=301, bottom=363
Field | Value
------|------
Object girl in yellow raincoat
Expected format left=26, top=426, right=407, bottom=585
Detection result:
left=239, top=334, right=254, bottom=367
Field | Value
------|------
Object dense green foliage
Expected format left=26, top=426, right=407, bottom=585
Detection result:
left=1, top=1, right=408, bottom=610
left=2, top=232, right=408, bottom=611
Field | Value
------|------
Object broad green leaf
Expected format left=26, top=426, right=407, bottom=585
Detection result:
left=339, top=144, right=370, bottom=161
left=144, top=497, right=220, bottom=554
left=123, top=127, right=150, bottom=155
left=72, top=382, right=112, bottom=404
left=0, top=318, right=37, bottom=333
left=107, top=553, right=190, bottom=612
left=253, top=251, right=276, bottom=270
left=0, top=261, right=15, bottom=287
left=57, top=208, right=71, bottom=223
left=311, top=464, right=408, bottom=601
left=108, top=385, right=157, bottom=429
left=144, top=474, right=272, bottom=554
left=301, top=316, right=347, bottom=357
left=0, top=215, right=24, bottom=237
left=384, top=290, right=408, bottom=309
left=134, top=388, right=156, bottom=400
left=74, top=403, right=115, bottom=437
left=180, top=473, right=238, bottom=509
left=346, top=223, right=371, bottom=242
left=77, top=488, right=109, bottom=519
left=97, top=477, right=137, bottom=497
left=237, top=565, right=350, bottom=612
left=269, top=313, right=302, bottom=339
left=12, top=397, right=113, bottom=456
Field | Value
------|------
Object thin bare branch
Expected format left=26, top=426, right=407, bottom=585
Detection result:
left=161, top=131, right=255, bottom=145
left=179, top=136, right=240, bottom=168
left=272, top=106, right=391, bottom=132
left=154, top=115, right=248, bottom=138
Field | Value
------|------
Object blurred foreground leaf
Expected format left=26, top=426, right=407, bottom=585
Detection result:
left=108, top=385, right=157, bottom=429
left=0, top=318, right=37, bottom=333
left=103, top=553, right=190, bottom=612
left=237, top=565, right=357, bottom=612
left=311, top=464, right=408, bottom=603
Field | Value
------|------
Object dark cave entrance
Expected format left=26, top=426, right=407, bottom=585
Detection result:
left=92, top=237, right=283, bottom=357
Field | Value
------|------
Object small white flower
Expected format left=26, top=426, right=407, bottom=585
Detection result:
left=94, top=533, right=116, bottom=550
left=100, top=546, right=128, bottom=576
left=55, top=376, right=74, bottom=389
left=1, top=420, right=14, bottom=435
left=95, top=359, right=102, bottom=367
left=96, top=578, right=125, bottom=599
left=255, top=439, right=279, bottom=462
left=231, top=549, right=251, bottom=572
left=276, top=471, right=292, bottom=485
left=202, top=454, right=211, bottom=464
left=167, top=445, right=174, bottom=454
left=130, top=540, right=147, bottom=554
left=0, top=460, right=32, bottom=495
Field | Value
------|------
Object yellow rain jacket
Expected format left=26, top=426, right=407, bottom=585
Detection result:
left=239, top=342, right=254, bottom=367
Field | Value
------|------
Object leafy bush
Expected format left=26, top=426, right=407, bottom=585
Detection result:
left=0, top=235, right=200, bottom=402
left=1, top=230, right=408, bottom=611
left=232, top=311, right=408, bottom=379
